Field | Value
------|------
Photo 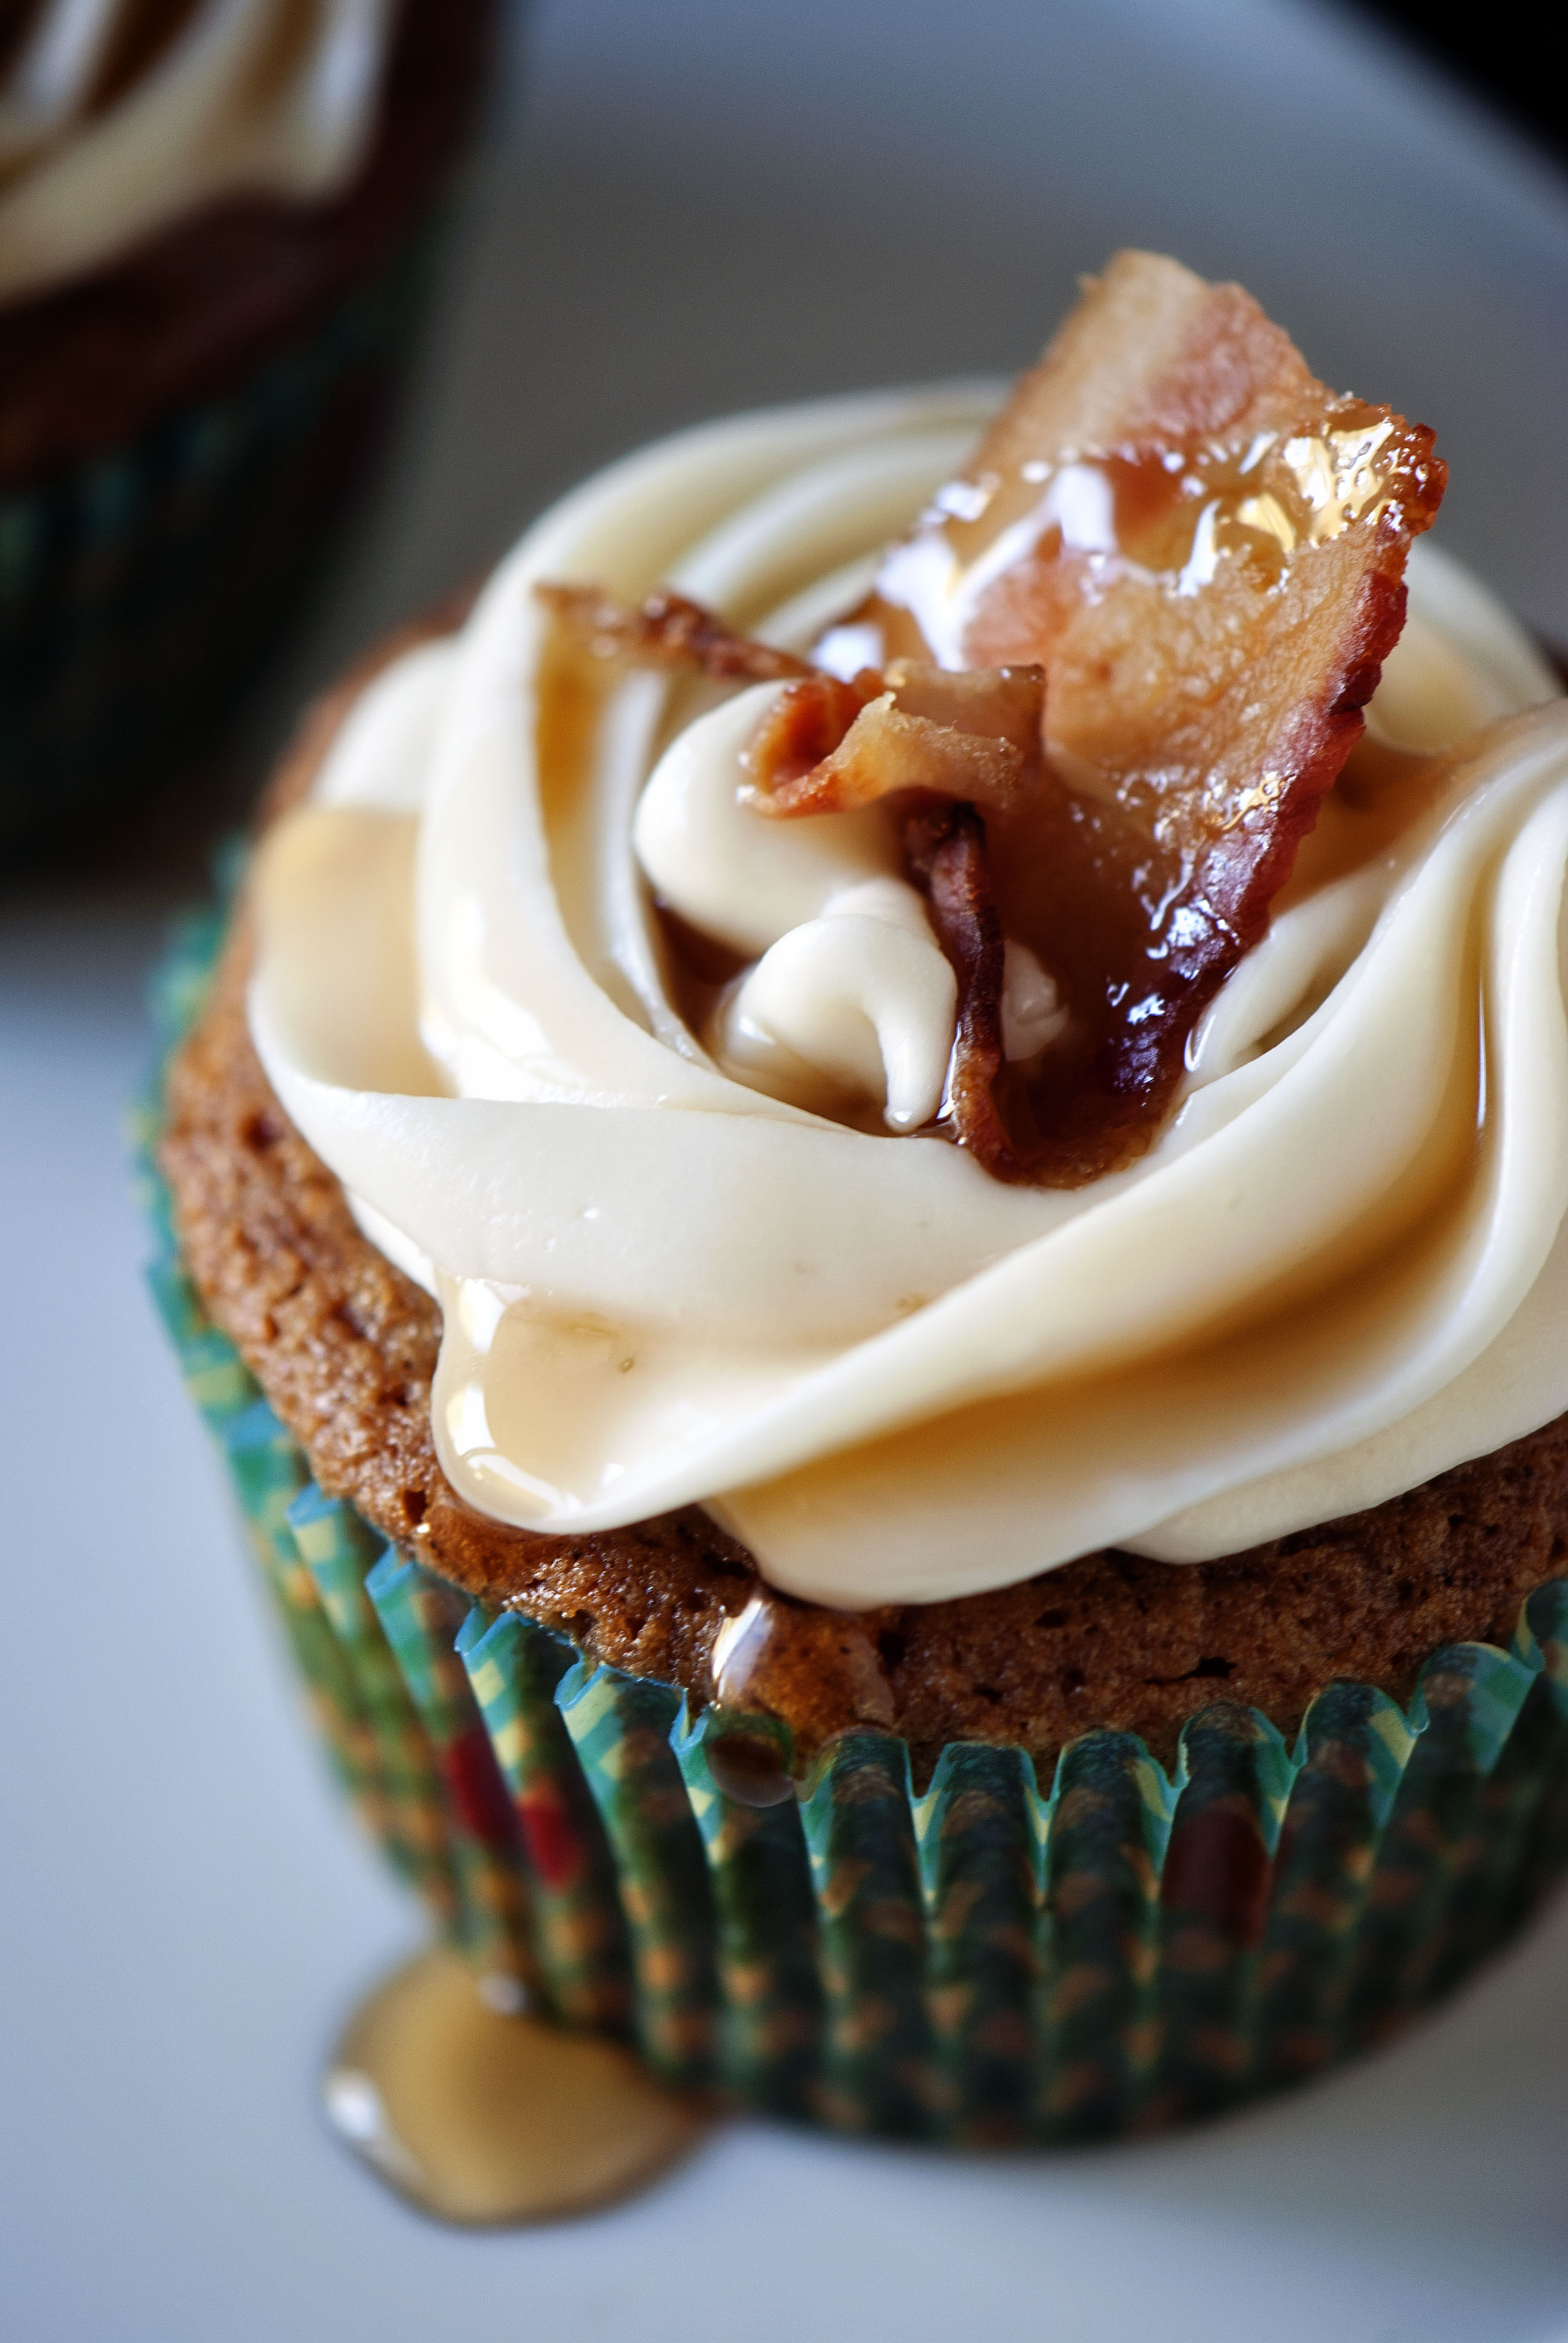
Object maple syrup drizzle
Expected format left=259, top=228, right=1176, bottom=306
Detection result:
left=811, top=407, right=1443, bottom=1183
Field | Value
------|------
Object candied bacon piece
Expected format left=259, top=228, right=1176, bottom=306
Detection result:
left=903, top=802, right=1014, bottom=1173
left=742, top=669, right=880, bottom=794
left=765, top=695, right=1026, bottom=815
left=884, top=660, right=1044, bottom=758
left=747, top=660, right=1046, bottom=817
left=843, top=249, right=1446, bottom=1184
left=541, top=578, right=1050, bottom=818
left=537, top=582, right=811, bottom=682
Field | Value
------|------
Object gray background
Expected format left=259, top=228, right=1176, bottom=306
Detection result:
left=6, top=2, right=1568, bottom=2336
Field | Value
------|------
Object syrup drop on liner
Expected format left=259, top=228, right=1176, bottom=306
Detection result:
left=705, top=1730, right=795, bottom=1807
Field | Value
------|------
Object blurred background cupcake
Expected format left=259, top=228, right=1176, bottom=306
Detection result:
left=0, top=0, right=495, bottom=863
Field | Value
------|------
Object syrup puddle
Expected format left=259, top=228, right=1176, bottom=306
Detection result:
left=323, top=1948, right=711, bottom=2224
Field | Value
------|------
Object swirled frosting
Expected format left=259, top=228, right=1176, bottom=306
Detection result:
left=250, top=385, right=1568, bottom=1607
left=0, top=0, right=393, bottom=304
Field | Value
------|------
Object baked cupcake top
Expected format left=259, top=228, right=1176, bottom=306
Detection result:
left=247, top=252, right=1568, bottom=1610
left=0, top=0, right=394, bottom=304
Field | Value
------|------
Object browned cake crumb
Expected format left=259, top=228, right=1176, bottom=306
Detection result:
left=161, top=617, right=1568, bottom=1772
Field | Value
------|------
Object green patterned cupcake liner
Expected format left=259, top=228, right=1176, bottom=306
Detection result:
left=133, top=908, right=1568, bottom=2146
left=0, top=205, right=450, bottom=860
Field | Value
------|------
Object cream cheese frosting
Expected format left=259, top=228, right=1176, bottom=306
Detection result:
left=248, top=385, right=1568, bottom=1607
left=0, top=0, right=393, bottom=305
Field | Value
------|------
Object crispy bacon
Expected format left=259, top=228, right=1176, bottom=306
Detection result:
left=546, top=249, right=1446, bottom=1197
left=842, top=249, right=1446, bottom=1183
left=748, top=660, right=1046, bottom=816
left=544, top=574, right=1050, bottom=816
left=741, top=669, right=880, bottom=793
left=537, top=582, right=811, bottom=682
left=903, top=804, right=1014, bottom=1172
left=884, top=660, right=1045, bottom=757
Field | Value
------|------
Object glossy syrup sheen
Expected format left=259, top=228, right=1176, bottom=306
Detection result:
left=852, top=401, right=1424, bottom=661
left=815, top=403, right=1441, bottom=1182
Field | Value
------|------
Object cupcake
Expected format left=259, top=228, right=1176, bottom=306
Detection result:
left=145, top=250, right=1568, bottom=2161
left=0, top=0, right=494, bottom=861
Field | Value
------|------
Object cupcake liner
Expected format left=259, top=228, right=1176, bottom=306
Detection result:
left=136, top=912, right=1568, bottom=2145
left=1, top=207, right=447, bottom=859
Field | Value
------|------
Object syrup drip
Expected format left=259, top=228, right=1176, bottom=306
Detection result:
left=705, top=1731, right=795, bottom=1807
left=711, top=1588, right=895, bottom=1740
left=324, top=1947, right=708, bottom=2225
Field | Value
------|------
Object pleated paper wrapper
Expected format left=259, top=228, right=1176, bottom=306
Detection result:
left=134, top=909, right=1568, bottom=2146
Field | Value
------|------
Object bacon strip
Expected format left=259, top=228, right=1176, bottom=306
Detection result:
left=546, top=251, right=1446, bottom=1199
left=544, top=576, right=1049, bottom=815
left=537, top=582, right=811, bottom=682
left=747, top=661, right=1046, bottom=817
left=738, top=669, right=879, bottom=792
left=903, top=803, right=1014, bottom=1171
left=844, top=249, right=1446, bottom=1183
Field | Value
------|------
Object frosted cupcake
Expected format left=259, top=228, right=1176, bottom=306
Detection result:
left=0, top=0, right=493, bottom=859
left=148, top=252, right=1568, bottom=2154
